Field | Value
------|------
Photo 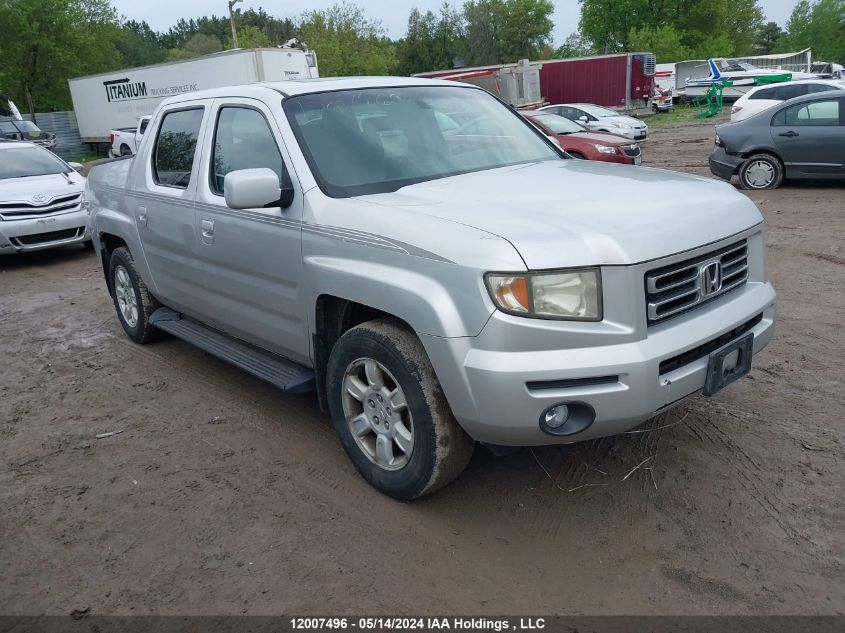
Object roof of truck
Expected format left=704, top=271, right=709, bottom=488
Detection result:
left=157, top=76, right=465, bottom=106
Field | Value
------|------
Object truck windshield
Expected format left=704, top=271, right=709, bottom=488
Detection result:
left=0, top=145, right=70, bottom=179
left=283, top=85, right=560, bottom=198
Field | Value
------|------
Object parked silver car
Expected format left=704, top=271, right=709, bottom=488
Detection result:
left=85, top=77, right=775, bottom=498
left=0, top=141, right=89, bottom=253
left=539, top=103, right=648, bottom=141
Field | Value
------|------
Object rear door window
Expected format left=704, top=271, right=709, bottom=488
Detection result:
left=210, top=106, right=285, bottom=194
left=153, top=108, right=204, bottom=188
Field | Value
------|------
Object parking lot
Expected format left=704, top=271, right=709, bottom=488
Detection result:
left=1, top=113, right=843, bottom=616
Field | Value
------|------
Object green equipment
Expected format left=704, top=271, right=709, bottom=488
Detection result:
left=694, top=81, right=732, bottom=118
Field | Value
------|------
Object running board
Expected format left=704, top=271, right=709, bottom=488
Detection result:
left=149, top=308, right=315, bottom=393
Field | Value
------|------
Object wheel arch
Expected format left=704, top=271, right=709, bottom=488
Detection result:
left=312, top=295, right=417, bottom=411
left=98, top=233, right=129, bottom=297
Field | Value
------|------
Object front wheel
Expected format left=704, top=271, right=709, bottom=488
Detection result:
left=739, top=153, right=783, bottom=190
left=109, top=247, right=162, bottom=344
left=327, top=319, right=474, bottom=499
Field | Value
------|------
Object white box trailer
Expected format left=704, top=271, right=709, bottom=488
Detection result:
left=68, top=47, right=318, bottom=143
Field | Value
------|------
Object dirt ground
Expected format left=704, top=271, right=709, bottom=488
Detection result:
left=1, top=115, right=843, bottom=617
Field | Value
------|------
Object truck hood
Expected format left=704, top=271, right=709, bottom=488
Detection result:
left=364, top=160, right=762, bottom=269
left=0, top=172, right=85, bottom=202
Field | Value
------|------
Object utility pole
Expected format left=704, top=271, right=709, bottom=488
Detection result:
left=228, top=0, right=243, bottom=49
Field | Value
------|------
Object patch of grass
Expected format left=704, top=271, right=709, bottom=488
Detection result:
left=641, top=105, right=704, bottom=128
left=63, top=152, right=103, bottom=164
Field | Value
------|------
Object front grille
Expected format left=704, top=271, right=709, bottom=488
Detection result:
left=645, top=239, right=749, bottom=325
left=622, top=145, right=641, bottom=157
left=0, top=193, right=82, bottom=220
left=659, top=313, right=762, bottom=375
left=644, top=54, right=656, bottom=76
left=12, top=227, right=82, bottom=246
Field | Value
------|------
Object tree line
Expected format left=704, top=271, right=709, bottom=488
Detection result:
left=0, top=0, right=841, bottom=114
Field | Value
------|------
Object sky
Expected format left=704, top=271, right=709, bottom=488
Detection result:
left=111, top=0, right=801, bottom=47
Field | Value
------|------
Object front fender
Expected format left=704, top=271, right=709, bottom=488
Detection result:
left=305, top=255, right=494, bottom=339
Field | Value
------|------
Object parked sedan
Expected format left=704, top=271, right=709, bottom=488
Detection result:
left=0, top=140, right=90, bottom=253
left=730, top=79, right=844, bottom=122
left=710, top=92, right=845, bottom=189
left=521, top=111, right=641, bottom=165
left=0, top=117, right=57, bottom=151
left=539, top=103, right=648, bottom=141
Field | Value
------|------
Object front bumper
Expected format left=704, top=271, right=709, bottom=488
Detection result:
left=709, top=146, right=744, bottom=181
left=0, top=209, right=90, bottom=253
left=424, top=275, right=775, bottom=447
left=615, top=128, right=648, bottom=141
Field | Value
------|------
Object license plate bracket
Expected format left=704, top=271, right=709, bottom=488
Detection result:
left=703, top=333, right=754, bottom=396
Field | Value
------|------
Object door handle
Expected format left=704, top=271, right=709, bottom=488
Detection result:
left=137, top=206, right=148, bottom=226
left=201, top=218, right=214, bottom=242
left=778, top=131, right=799, bottom=137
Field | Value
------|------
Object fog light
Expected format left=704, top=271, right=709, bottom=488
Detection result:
left=543, top=405, right=570, bottom=429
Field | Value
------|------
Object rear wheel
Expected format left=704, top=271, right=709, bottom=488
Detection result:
left=108, top=247, right=162, bottom=344
left=739, top=153, right=783, bottom=190
left=119, top=144, right=132, bottom=157
left=327, top=319, right=474, bottom=499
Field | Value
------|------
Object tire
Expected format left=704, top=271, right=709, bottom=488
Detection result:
left=326, top=319, right=474, bottom=499
left=119, top=145, right=132, bottom=157
left=108, top=247, right=162, bottom=344
left=739, top=153, right=783, bottom=190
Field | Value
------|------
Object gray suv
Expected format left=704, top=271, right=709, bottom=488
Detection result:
left=85, top=77, right=776, bottom=498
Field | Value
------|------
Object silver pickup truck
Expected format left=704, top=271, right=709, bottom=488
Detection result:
left=85, top=77, right=776, bottom=499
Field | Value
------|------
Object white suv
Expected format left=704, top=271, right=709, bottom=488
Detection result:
left=730, top=79, right=845, bottom=121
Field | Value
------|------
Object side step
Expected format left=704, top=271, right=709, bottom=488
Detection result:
left=149, top=308, right=315, bottom=393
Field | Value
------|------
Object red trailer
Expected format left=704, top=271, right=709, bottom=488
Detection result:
left=539, top=53, right=655, bottom=111
left=415, top=52, right=656, bottom=113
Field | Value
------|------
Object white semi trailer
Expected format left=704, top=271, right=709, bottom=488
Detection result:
left=69, top=47, right=318, bottom=143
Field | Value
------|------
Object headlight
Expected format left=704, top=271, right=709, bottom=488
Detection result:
left=485, top=269, right=602, bottom=320
left=593, top=144, right=618, bottom=154
left=715, top=134, right=723, bottom=147
left=613, top=122, right=632, bottom=129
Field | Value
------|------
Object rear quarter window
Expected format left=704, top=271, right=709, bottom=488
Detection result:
left=749, top=87, right=776, bottom=100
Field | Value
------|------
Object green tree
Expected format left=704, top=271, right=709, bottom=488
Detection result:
left=555, top=31, right=595, bottom=58
left=166, top=33, right=223, bottom=61
left=0, top=0, right=122, bottom=115
left=628, top=24, right=691, bottom=62
left=296, top=3, right=396, bottom=76
left=463, top=0, right=554, bottom=65
left=754, top=21, right=784, bottom=54
left=226, top=24, right=273, bottom=49
left=396, top=4, right=465, bottom=75
left=117, top=20, right=167, bottom=67
left=580, top=0, right=764, bottom=57
left=777, top=0, right=845, bottom=62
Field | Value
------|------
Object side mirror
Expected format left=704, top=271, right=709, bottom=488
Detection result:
left=223, top=168, right=294, bottom=210
left=578, top=115, right=588, bottom=122
left=67, top=162, right=83, bottom=171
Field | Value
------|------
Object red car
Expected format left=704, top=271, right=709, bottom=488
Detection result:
left=521, top=111, right=642, bottom=165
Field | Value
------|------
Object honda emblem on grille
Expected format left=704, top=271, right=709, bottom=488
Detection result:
left=31, top=193, right=48, bottom=205
left=700, top=261, right=723, bottom=297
